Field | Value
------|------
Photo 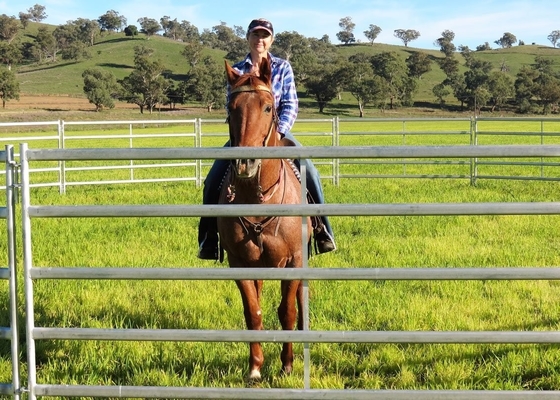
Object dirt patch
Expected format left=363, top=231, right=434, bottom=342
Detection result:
left=6, top=95, right=135, bottom=111
left=0, top=94, right=204, bottom=122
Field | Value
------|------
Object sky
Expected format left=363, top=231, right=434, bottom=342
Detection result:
left=1, top=0, right=558, bottom=50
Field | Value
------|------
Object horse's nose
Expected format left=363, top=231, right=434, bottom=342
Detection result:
left=235, top=159, right=258, bottom=177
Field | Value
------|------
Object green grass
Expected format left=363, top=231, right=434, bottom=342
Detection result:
left=0, top=123, right=560, bottom=395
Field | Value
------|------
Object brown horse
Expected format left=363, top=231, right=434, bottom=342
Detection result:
left=217, top=58, right=312, bottom=380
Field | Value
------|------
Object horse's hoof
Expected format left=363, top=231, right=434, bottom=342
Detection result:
left=281, top=365, right=293, bottom=375
left=248, top=369, right=262, bottom=381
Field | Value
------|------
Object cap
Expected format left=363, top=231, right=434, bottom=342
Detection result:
left=247, top=18, right=274, bottom=36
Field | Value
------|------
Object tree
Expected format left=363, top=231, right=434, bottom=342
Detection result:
left=432, top=83, right=451, bottom=107
left=181, top=41, right=204, bottom=67
left=304, top=65, right=342, bottom=113
left=434, top=30, right=456, bottom=56
left=406, top=51, right=432, bottom=79
left=118, top=45, right=170, bottom=113
left=0, top=15, right=20, bottom=44
left=137, top=17, right=161, bottom=39
left=82, top=68, right=120, bottom=111
left=363, top=24, right=381, bottom=45
left=124, top=25, right=138, bottom=37
left=370, top=51, right=410, bottom=109
left=273, top=31, right=310, bottom=63
left=0, top=67, right=19, bottom=108
left=514, top=65, right=538, bottom=113
left=336, top=16, right=355, bottom=45
left=182, top=55, right=225, bottom=112
left=486, top=71, right=514, bottom=112
left=344, top=61, right=387, bottom=116
left=476, top=42, right=492, bottom=51
left=180, top=21, right=200, bottom=43
left=27, top=4, right=47, bottom=23
left=210, top=22, right=239, bottom=51
left=73, top=18, right=100, bottom=47
left=34, top=26, right=58, bottom=62
left=160, top=16, right=185, bottom=41
left=98, top=10, right=126, bottom=32
left=0, top=41, right=22, bottom=70
left=394, top=29, right=420, bottom=47
left=547, top=30, right=560, bottom=48
left=494, top=32, right=517, bottom=48
left=18, top=12, right=31, bottom=29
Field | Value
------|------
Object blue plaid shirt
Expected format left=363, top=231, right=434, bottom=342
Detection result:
left=227, top=53, right=299, bottom=135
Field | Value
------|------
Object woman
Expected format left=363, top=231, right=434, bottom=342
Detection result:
left=198, top=18, right=336, bottom=260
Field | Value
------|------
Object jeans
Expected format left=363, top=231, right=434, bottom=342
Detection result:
left=198, top=131, right=334, bottom=245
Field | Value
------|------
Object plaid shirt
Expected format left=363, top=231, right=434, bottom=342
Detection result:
left=228, top=53, right=299, bottom=135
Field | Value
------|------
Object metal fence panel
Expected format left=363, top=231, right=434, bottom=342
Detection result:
left=17, top=143, right=560, bottom=399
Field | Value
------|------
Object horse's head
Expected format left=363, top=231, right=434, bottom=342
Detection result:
left=226, top=57, right=277, bottom=179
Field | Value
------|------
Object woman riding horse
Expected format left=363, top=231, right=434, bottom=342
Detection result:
left=198, top=18, right=336, bottom=260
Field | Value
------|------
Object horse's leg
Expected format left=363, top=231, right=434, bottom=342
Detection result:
left=296, top=280, right=304, bottom=331
left=236, top=279, right=264, bottom=380
left=277, top=279, right=301, bottom=375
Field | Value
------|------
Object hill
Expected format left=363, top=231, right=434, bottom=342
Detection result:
left=9, top=24, right=560, bottom=119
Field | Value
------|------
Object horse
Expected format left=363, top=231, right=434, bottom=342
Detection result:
left=217, top=57, right=312, bottom=380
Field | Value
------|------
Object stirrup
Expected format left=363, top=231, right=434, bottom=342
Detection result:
left=313, top=224, right=336, bottom=254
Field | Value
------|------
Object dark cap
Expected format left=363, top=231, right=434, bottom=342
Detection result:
left=247, top=18, right=273, bottom=36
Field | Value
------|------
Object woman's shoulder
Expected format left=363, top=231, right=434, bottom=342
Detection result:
left=269, top=53, right=293, bottom=71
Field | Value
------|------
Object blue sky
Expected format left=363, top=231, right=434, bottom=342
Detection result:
left=1, top=0, right=558, bottom=50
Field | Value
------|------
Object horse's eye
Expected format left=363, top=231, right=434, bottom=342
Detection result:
left=264, top=105, right=272, bottom=113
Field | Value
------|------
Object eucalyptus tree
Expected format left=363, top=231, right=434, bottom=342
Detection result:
left=181, top=41, right=204, bottom=67
left=363, top=24, right=382, bottom=45
left=393, top=29, right=420, bottom=47
left=336, top=16, right=355, bottom=45
left=160, top=16, right=185, bottom=41
left=181, top=55, right=225, bottom=112
left=344, top=59, right=387, bottom=116
left=180, top=21, right=200, bottom=43
left=82, top=68, right=120, bottom=111
left=494, top=32, right=517, bottom=48
left=370, top=51, right=412, bottom=108
left=487, top=71, right=514, bottom=112
left=406, top=51, right=432, bottom=79
left=27, top=4, right=47, bottom=23
left=0, top=14, right=20, bottom=44
left=137, top=18, right=162, bottom=39
left=34, top=26, right=57, bottom=62
left=118, top=45, right=170, bottom=114
left=304, top=64, right=341, bottom=113
left=73, top=18, right=100, bottom=46
left=547, top=30, right=560, bottom=48
left=0, top=67, right=19, bottom=108
left=0, top=41, right=22, bottom=70
left=98, top=10, right=126, bottom=32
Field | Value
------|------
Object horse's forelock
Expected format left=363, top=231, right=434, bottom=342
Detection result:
left=231, top=72, right=268, bottom=91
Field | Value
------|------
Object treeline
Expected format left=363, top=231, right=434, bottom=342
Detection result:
left=1, top=5, right=560, bottom=114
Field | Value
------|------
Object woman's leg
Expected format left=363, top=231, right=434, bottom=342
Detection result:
left=198, top=158, right=230, bottom=260
left=282, top=132, right=336, bottom=253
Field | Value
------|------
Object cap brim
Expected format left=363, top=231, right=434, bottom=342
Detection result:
left=248, top=27, right=273, bottom=36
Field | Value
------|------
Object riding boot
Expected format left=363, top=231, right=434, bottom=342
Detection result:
left=312, top=216, right=337, bottom=254
left=197, top=217, right=219, bottom=260
left=198, top=158, right=230, bottom=261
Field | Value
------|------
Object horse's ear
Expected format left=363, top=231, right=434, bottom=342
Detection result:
left=225, top=60, right=240, bottom=85
left=259, top=57, right=272, bottom=86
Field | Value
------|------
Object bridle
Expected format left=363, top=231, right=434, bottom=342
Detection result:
left=226, top=83, right=286, bottom=253
left=228, top=84, right=278, bottom=147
